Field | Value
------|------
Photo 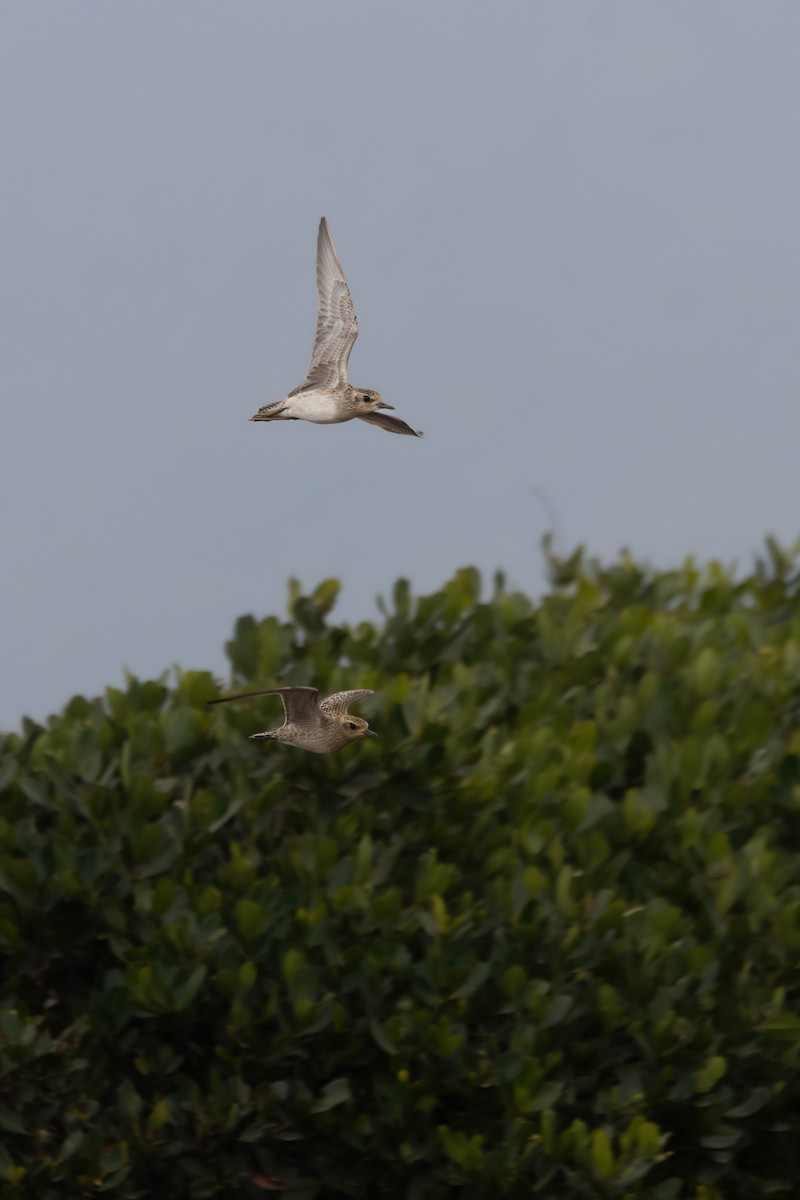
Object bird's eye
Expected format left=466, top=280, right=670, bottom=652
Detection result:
left=345, top=721, right=358, bottom=730
left=361, top=394, right=371, bottom=403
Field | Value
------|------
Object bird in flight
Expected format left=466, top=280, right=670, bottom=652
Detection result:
left=250, top=218, right=422, bottom=437
left=208, top=686, right=377, bottom=754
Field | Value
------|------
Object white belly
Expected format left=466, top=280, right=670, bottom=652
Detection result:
left=284, top=390, right=348, bottom=424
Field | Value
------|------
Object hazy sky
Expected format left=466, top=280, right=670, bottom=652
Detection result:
left=3, top=3, right=799, bottom=729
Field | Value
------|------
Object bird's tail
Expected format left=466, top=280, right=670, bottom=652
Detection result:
left=250, top=400, right=289, bottom=422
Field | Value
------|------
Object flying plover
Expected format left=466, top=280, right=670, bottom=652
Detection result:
left=250, top=218, right=422, bottom=437
left=209, top=686, right=377, bottom=754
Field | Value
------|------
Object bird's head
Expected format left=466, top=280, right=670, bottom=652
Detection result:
left=337, top=714, right=378, bottom=743
left=358, top=389, right=393, bottom=412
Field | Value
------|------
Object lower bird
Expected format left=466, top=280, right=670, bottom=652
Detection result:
left=250, top=217, right=422, bottom=437
left=208, top=686, right=377, bottom=754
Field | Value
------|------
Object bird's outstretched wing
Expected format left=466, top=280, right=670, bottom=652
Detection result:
left=318, top=689, right=375, bottom=715
left=290, top=217, right=358, bottom=394
left=358, top=411, right=423, bottom=437
left=209, top=686, right=321, bottom=725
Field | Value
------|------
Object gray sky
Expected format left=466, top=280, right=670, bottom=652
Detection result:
left=3, top=3, right=799, bottom=730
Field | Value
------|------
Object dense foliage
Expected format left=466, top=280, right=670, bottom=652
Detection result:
left=2, top=544, right=800, bottom=1198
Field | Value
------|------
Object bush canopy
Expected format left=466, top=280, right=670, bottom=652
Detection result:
left=2, top=543, right=800, bottom=1198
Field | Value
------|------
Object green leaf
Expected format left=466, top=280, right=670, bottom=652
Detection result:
left=453, top=962, right=490, bottom=1000
left=173, top=966, right=207, bottom=1010
left=209, top=798, right=244, bottom=833
left=369, top=1019, right=398, bottom=1055
left=57, top=1128, right=84, bottom=1156
left=757, top=1014, right=800, bottom=1038
left=530, top=1081, right=564, bottom=1111
left=117, top=1079, right=143, bottom=1124
left=727, top=1087, right=772, bottom=1118
left=700, top=1130, right=741, bottom=1150
left=311, top=1077, right=352, bottom=1113
left=695, top=1055, right=727, bottom=1093
left=591, top=1128, right=614, bottom=1178
left=235, top=899, right=266, bottom=941
left=540, top=994, right=573, bottom=1029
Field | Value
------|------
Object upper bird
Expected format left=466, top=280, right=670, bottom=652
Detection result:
left=208, top=685, right=377, bottom=754
left=250, top=218, right=422, bottom=437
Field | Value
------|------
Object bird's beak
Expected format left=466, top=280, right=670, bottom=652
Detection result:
left=376, top=401, right=395, bottom=410
left=363, top=729, right=378, bottom=737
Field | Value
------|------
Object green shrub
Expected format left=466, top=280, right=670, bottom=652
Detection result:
left=2, top=544, right=800, bottom=1197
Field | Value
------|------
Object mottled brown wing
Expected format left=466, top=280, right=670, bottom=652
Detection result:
left=357, top=411, right=423, bottom=437
left=289, top=217, right=358, bottom=394
left=209, top=686, right=321, bottom=726
left=318, top=689, right=375, bottom=715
